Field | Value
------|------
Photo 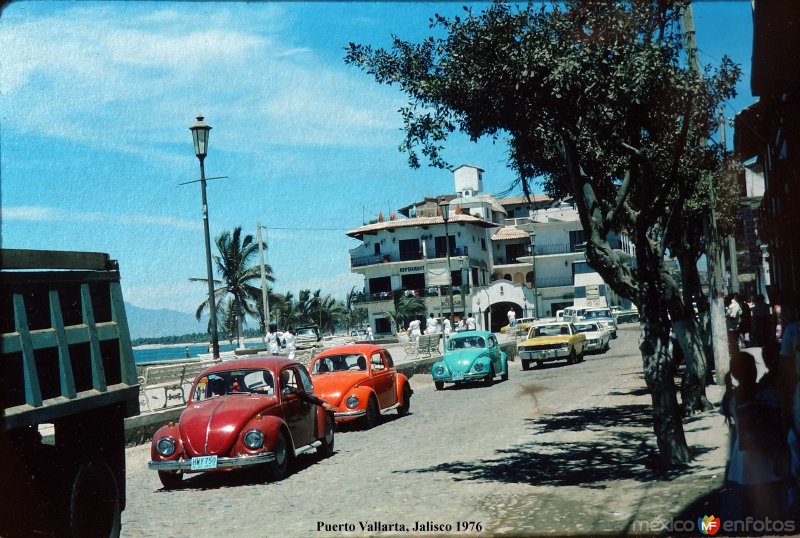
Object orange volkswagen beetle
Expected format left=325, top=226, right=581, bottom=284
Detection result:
left=309, top=344, right=412, bottom=429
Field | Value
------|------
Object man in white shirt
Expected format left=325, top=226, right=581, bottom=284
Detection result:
left=508, top=308, right=516, bottom=329
left=407, top=318, right=422, bottom=341
left=466, top=313, right=477, bottom=331
left=426, top=313, right=439, bottom=334
left=442, top=315, right=452, bottom=339
left=282, top=328, right=296, bottom=360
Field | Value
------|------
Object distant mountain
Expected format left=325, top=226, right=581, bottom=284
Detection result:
left=124, top=302, right=207, bottom=340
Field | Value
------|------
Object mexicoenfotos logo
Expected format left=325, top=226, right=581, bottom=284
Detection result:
left=698, top=515, right=721, bottom=535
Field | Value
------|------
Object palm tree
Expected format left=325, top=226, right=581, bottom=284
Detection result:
left=193, top=226, right=273, bottom=348
left=384, top=291, right=426, bottom=334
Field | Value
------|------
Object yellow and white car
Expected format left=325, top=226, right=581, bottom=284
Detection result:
left=499, top=317, right=537, bottom=334
left=517, top=322, right=587, bottom=370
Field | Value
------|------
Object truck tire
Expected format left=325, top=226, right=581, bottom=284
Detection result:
left=69, top=459, right=121, bottom=538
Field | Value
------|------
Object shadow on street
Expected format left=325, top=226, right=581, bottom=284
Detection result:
left=395, top=404, right=713, bottom=489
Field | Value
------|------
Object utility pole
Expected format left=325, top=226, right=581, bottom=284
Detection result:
left=682, top=3, right=730, bottom=383
left=257, top=223, right=270, bottom=340
left=719, top=112, right=740, bottom=294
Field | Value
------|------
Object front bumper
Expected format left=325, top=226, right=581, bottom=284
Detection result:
left=432, top=370, right=488, bottom=383
left=585, top=340, right=602, bottom=351
left=519, top=348, right=571, bottom=361
left=149, top=452, right=275, bottom=472
left=334, top=409, right=366, bottom=420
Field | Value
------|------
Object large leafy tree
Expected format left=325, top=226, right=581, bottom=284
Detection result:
left=346, top=0, right=739, bottom=465
left=193, top=226, right=272, bottom=348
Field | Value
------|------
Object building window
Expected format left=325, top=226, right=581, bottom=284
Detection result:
left=399, top=238, right=421, bottom=261
left=481, top=238, right=487, bottom=251
left=368, top=276, right=392, bottom=293
left=374, top=243, right=381, bottom=255
left=569, top=230, right=586, bottom=251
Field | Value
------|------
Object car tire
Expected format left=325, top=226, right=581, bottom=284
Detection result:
left=434, top=381, right=445, bottom=391
left=612, top=331, right=618, bottom=339
left=483, top=365, right=494, bottom=387
left=521, top=360, right=530, bottom=371
left=603, top=340, right=610, bottom=353
left=501, top=365, right=509, bottom=381
left=316, top=413, right=335, bottom=459
left=536, top=361, right=543, bottom=368
left=362, top=397, right=379, bottom=430
left=69, top=459, right=121, bottom=538
left=265, top=431, right=290, bottom=482
left=397, top=384, right=412, bottom=416
left=567, top=351, right=576, bottom=365
left=158, top=471, right=183, bottom=491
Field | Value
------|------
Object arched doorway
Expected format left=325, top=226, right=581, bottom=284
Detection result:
left=489, top=301, right=522, bottom=332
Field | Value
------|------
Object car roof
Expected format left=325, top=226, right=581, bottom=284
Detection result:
left=312, top=343, right=387, bottom=359
left=197, top=355, right=299, bottom=376
left=450, top=330, right=493, bottom=338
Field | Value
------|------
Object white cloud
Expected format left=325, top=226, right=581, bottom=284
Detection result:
left=2, top=206, right=200, bottom=230
left=0, top=3, right=406, bottom=161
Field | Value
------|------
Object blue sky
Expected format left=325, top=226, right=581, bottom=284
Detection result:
left=1, top=1, right=755, bottom=316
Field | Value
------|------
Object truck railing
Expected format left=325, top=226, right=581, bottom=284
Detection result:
left=1, top=249, right=139, bottom=430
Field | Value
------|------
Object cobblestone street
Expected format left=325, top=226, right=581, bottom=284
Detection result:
left=122, top=326, right=728, bottom=537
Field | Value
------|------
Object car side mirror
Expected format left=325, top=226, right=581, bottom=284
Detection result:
left=282, top=387, right=296, bottom=397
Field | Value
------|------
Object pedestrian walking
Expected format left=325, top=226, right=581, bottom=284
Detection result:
left=283, top=328, right=296, bottom=361
left=267, top=324, right=281, bottom=354
left=726, top=294, right=743, bottom=352
left=442, top=315, right=452, bottom=339
left=750, top=294, right=772, bottom=348
left=407, top=318, right=422, bottom=342
left=426, top=313, right=439, bottom=334
left=721, top=351, right=790, bottom=522
left=466, top=313, right=477, bottom=331
left=456, top=317, right=466, bottom=332
left=507, top=308, right=516, bottom=329
left=366, top=326, right=373, bottom=340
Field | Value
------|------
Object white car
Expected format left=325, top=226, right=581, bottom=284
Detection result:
left=573, top=321, right=611, bottom=354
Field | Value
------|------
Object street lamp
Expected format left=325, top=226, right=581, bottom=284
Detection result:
left=190, top=115, right=220, bottom=360
left=529, top=231, right=537, bottom=318
left=439, top=199, right=455, bottom=321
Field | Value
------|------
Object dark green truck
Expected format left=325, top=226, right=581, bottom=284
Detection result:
left=1, top=249, right=139, bottom=537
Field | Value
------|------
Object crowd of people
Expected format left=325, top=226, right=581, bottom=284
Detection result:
left=721, top=292, right=800, bottom=525
left=404, top=312, right=478, bottom=343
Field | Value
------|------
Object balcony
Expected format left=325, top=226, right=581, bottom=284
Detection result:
left=352, top=285, right=472, bottom=305
left=350, top=248, right=466, bottom=268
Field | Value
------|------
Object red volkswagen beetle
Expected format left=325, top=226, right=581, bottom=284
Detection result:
left=309, top=344, right=412, bottom=429
left=148, top=356, right=334, bottom=489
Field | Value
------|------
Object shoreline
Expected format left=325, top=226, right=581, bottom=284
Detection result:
left=133, top=337, right=266, bottom=350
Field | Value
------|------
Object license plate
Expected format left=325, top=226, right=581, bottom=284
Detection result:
left=190, top=456, right=218, bottom=470
left=451, top=372, right=464, bottom=381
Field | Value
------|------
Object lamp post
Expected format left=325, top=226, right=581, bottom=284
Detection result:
left=190, top=115, right=219, bottom=360
left=439, top=200, right=455, bottom=321
left=529, top=231, right=537, bottom=318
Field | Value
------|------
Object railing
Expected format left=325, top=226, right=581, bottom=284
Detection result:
left=352, top=285, right=472, bottom=305
left=351, top=248, right=467, bottom=268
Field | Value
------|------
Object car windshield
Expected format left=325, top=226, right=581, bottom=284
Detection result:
left=532, top=325, right=571, bottom=337
left=311, top=354, right=366, bottom=374
left=297, top=328, right=316, bottom=336
left=574, top=323, right=599, bottom=333
left=585, top=309, right=612, bottom=319
left=192, top=369, right=275, bottom=401
left=447, top=336, right=486, bottom=350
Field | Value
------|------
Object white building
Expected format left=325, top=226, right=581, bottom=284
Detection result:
left=346, top=165, right=636, bottom=334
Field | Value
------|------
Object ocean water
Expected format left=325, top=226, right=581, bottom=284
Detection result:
left=133, top=341, right=265, bottom=364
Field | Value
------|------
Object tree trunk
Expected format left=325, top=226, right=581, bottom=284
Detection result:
left=672, top=318, right=712, bottom=414
left=640, top=304, right=693, bottom=466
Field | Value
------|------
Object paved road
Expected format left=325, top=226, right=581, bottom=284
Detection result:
left=122, top=325, right=727, bottom=537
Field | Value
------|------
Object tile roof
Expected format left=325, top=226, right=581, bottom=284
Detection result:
left=346, top=214, right=497, bottom=238
left=496, top=194, right=553, bottom=206
left=491, top=227, right=530, bottom=241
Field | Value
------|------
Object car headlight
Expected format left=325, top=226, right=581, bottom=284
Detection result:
left=435, top=365, right=444, bottom=375
left=244, top=429, right=264, bottom=450
left=474, top=362, right=484, bottom=372
left=346, top=395, right=359, bottom=409
left=559, top=343, right=570, bottom=349
left=156, top=436, right=176, bottom=457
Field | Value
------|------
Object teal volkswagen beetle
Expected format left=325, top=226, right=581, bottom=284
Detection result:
left=432, top=331, right=509, bottom=389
